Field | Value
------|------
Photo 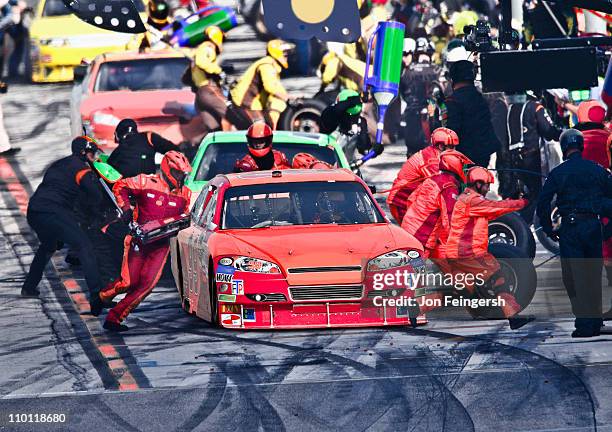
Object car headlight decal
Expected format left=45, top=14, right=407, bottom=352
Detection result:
left=233, top=256, right=281, bottom=274
left=366, top=250, right=421, bottom=271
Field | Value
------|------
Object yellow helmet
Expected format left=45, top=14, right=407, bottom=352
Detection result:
left=267, top=39, right=295, bottom=69
left=205, top=26, right=224, bottom=53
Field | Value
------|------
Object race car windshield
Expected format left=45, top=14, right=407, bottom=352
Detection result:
left=195, top=142, right=340, bottom=181
left=221, top=181, right=384, bottom=229
left=94, top=58, right=190, bottom=92
left=43, top=0, right=145, bottom=16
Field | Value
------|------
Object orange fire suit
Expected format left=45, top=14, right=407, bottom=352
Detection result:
left=387, top=145, right=441, bottom=223
left=401, top=172, right=459, bottom=258
left=234, top=150, right=290, bottom=173
left=100, top=174, right=191, bottom=325
left=443, top=188, right=527, bottom=317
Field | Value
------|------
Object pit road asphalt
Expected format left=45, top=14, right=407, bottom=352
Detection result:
left=1, top=11, right=612, bottom=432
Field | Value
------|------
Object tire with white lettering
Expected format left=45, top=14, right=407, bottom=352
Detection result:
left=468, top=244, right=537, bottom=319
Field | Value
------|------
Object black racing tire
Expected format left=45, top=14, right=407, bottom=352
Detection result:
left=313, top=89, right=340, bottom=106
left=534, top=209, right=560, bottom=255
left=468, top=243, right=537, bottom=319
left=278, top=98, right=327, bottom=133
left=209, top=260, right=219, bottom=326
left=489, top=212, right=536, bottom=259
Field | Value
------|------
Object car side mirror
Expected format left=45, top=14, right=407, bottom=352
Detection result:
left=73, top=65, right=87, bottom=83
left=368, top=184, right=377, bottom=194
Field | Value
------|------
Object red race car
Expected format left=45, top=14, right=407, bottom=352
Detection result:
left=71, top=50, right=204, bottom=151
left=170, top=169, right=427, bottom=329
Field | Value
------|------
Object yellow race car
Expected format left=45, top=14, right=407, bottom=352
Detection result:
left=29, top=0, right=145, bottom=83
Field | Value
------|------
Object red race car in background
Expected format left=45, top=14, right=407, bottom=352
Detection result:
left=170, top=168, right=427, bottom=329
left=70, top=50, right=204, bottom=150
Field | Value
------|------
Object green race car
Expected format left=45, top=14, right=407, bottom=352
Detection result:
left=184, top=131, right=351, bottom=193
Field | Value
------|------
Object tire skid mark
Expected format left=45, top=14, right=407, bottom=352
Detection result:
left=0, top=156, right=147, bottom=392
left=393, top=327, right=598, bottom=431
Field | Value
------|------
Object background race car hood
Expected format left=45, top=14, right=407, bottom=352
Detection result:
left=31, top=16, right=136, bottom=40
left=212, top=224, right=411, bottom=285
left=81, top=90, right=195, bottom=121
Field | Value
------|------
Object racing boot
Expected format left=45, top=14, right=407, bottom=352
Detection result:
left=20, top=287, right=40, bottom=298
left=407, top=303, right=420, bottom=328
left=508, top=315, right=535, bottom=330
left=89, top=295, right=104, bottom=317
left=103, top=321, right=129, bottom=332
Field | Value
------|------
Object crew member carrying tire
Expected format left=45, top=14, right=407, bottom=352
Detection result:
left=320, top=89, right=377, bottom=161
left=401, top=149, right=471, bottom=258
left=98, top=151, right=192, bottom=332
left=182, top=26, right=228, bottom=134
left=234, top=122, right=290, bottom=172
left=228, top=39, right=294, bottom=129
left=107, top=119, right=179, bottom=179
left=443, top=166, right=533, bottom=329
left=387, top=127, right=462, bottom=224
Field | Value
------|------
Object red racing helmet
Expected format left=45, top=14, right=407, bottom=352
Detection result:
left=430, top=127, right=459, bottom=148
left=246, top=122, right=273, bottom=158
left=467, top=166, right=495, bottom=185
left=161, top=151, right=192, bottom=188
left=439, top=149, right=472, bottom=182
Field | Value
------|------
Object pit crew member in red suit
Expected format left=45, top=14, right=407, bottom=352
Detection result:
left=99, top=151, right=192, bottom=332
left=234, top=122, right=290, bottom=172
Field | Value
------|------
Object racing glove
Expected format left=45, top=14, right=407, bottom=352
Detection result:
left=372, top=141, right=384, bottom=156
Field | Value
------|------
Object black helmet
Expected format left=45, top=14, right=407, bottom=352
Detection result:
left=72, top=136, right=99, bottom=160
left=147, top=0, right=170, bottom=25
left=560, top=129, right=584, bottom=156
left=115, top=119, right=138, bottom=143
left=449, top=60, right=476, bottom=83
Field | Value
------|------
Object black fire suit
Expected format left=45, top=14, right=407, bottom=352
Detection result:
left=537, top=152, right=612, bottom=335
left=107, top=131, right=177, bottom=178
left=22, top=155, right=103, bottom=297
left=498, top=100, right=562, bottom=224
left=445, top=84, right=501, bottom=167
left=320, top=98, right=372, bottom=161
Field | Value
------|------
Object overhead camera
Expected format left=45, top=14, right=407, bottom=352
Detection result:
left=463, top=20, right=494, bottom=53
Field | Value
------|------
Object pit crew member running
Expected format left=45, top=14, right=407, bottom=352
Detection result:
left=98, top=151, right=192, bottom=332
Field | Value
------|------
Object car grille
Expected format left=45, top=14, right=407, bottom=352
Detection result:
left=264, top=293, right=287, bottom=302
left=289, top=285, right=363, bottom=301
left=287, top=266, right=362, bottom=274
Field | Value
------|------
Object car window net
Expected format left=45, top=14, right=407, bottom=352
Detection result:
left=194, top=142, right=340, bottom=181
left=221, top=181, right=383, bottom=229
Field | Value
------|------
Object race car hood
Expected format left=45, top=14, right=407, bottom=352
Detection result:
left=211, top=224, right=421, bottom=285
left=81, top=90, right=195, bottom=122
